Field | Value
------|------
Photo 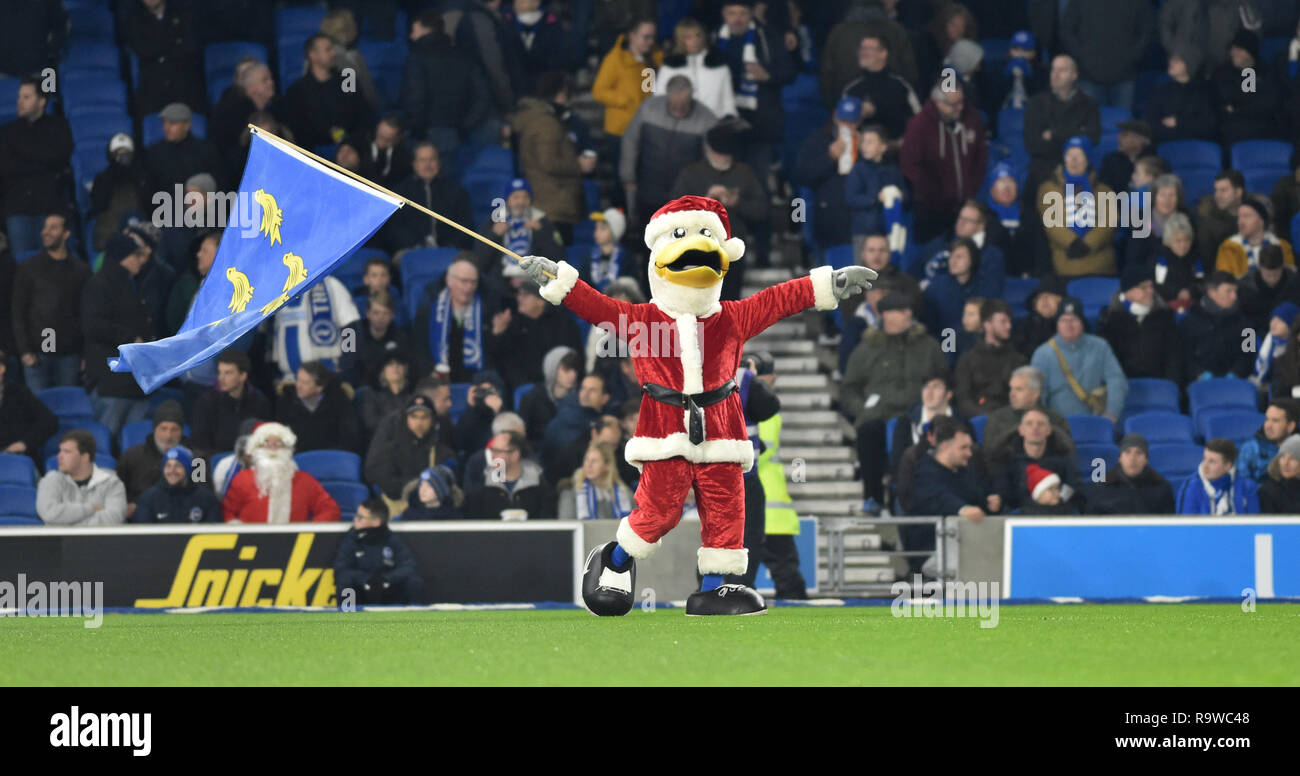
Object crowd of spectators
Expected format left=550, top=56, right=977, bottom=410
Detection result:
left=4, top=0, right=1300, bottom=532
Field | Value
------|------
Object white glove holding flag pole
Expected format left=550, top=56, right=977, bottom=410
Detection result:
left=831, top=265, right=877, bottom=300
left=518, top=255, right=559, bottom=286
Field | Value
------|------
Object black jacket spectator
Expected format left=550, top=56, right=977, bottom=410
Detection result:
left=0, top=377, right=57, bottom=465
left=117, top=0, right=206, bottom=116
left=1151, top=244, right=1205, bottom=307
left=81, top=261, right=153, bottom=400
left=841, top=68, right=919, bottom=141
left=953, top=340, right=1028, bottom=419
left=501, top=5, right=569, bottom=96
left=454, top=1, right=527, bottom=117
left=716, top=19, right=797, bottom=144
left=1023, top=86, right=1100, bottom=187
left=276, top=381, right=360, bottom=454
left=339, top=320, right=410, bottom=392
left=90, top=149, right=153, bottom=252
left=364, top=415, right=452, bottom=501
left=382, top=171, right=474, bottom=253
left=281, top=70, right=368, bottom=150
left=792, top=122, right=853, bottom=248
left=1089, top=465, right=1176, bottom=514
left=352, top=128, right=413, bottom=191
left=0, top=111, right=72, bottom=219
left=0, top=0, right=65, bottom=78
left=402, top=29, right=491, bottom=142
left=1060, top=0, right=1152, bottom=90
left=453, top=371, right=510, bottom=458
left=1012, top=276, right=1068, bottom=359
left=1179, top=295, right=1254, bottom=381
left=190, top=383, right=272, bottom=458
left=1097, top=295, right=1182, bottom=384
left=485, top=304, right=582, bottom=393
left=1238, top=266, right=1300, bottom=334
left=131, top=476, right=221, bottom=523
left=1212, top=53, right=1284, bottom=146
left=145, top=133, right=228, bottom=193
left=1259, top=468, right=1300, bottom=514
left=1144, top=75, right=1217, bottom=144
left=911, top=451, right=989, bottom=516
left=462, top=458, right=555, bottom=520
left=11, top=251, right=90, bottom=361
left=209, top=86, right=282, bottom=159
left=333, top=523, right=422, bottom=603
left=360, top=383, right=408, bottom=438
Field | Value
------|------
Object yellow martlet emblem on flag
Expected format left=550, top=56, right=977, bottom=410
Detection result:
left=226, top=267, right=254, bottom=313
left=254, top=188, right=283, bottom=246
left=259, top=252, right=309, bottom=316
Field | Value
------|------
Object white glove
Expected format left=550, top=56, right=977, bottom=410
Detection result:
left=831, top=265, right=878, bottom=300
left=517, top=255, right=558, bottom=286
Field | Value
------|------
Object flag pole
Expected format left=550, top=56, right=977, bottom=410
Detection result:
left=248, top=125, right=555, bottom=278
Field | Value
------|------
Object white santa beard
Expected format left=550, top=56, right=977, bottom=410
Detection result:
left=647, top=268, right=722, bottom=318
left=252, top=450, right=295, bottom=524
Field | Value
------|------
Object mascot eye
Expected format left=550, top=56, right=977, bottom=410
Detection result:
left=700, top=228, right=712, bottom=238
left=673, top=227, right=686, bottom=239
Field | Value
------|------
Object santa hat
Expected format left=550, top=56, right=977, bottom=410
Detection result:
left=248, top=421, right=297, bottom=452
left=1026, top=463, right=1060, bottom=501
left=643, top=195, right=745, bottom=262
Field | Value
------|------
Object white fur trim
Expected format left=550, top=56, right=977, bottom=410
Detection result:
left=672, top=312, right=703, bottom=395
left=539, top=260, right=579, bottom=305
left=644, top=209, right=731, bottom=253
left=1030, top=471, right=1061, bottom=501
left=698, top=547, right=748, bottom=576
left=810, top=265, right=837, bottom=311
left=249, top=422, right=296, bottom=451
left=616, top=517, right=661, bottom=558
left=623, top=434, right=755, bottom=471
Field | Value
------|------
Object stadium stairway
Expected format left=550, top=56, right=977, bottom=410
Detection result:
left=743, top=267, right=898, bottom=588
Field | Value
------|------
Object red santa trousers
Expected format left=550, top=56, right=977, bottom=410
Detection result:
left=618, top=457, right=746, bottom=576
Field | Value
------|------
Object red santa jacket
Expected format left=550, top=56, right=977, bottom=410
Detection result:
left=543, top=262, right=837, bottom=469
left=222, top=469, right=341, bottom=523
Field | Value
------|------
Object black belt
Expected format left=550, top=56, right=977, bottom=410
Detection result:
left=642, top=379, right=738, bottom=445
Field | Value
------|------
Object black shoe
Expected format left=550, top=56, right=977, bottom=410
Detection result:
left=685, top=584, right=767, bottom=616
left=582, top=541, right=635, bottom=616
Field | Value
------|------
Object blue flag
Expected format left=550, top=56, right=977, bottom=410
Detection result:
left=110, top=130, right=403, bottom=393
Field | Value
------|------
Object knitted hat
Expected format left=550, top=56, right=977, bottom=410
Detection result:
left=1010, top=30, right=1037, bottom=51
left=1063, top=135, right=1093, bottom=159
left=1279, top=434, right=1300, bottom=462
left=248, top=421, right=296, bottom=451
left=152, top=399, right=184, bottom=428
left=877, top=291, right=912, bottom=313
left=1026, top=463, right=1061, bottom=501
left=1121, top=262, right=1153, bottom=292
left=1056, top=295, right=1085, bottom=321
left=1272, top=301, right=1300, bottom=329
left=419, top=465, right=455, bottom=502
left=1119, top=433, right=1149, bottom=456
left=992, top=162, right=1016, bottom=182
left=1230, top=28, right=1260, bottom=60
left=503, top=177, right=532, bottom=199
left=643, top=195, right=744, bottom=261
left=406, top=394, right=434, bottom=416
left=835, top=95, right=863, bottom=122
left=591, top=208, right=626, bottom=242
left=1239, top=196, right=1269, bottom=226
left=161, top=445, right=194, bottom=474
left=705, top=123, right=739, bottom=156
left=946, top=39, right=984, bottom=76
left=105, top=233, right=140, bottom=265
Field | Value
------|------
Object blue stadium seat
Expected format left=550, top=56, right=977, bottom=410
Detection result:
left=148, top=387, right=185, bottom=409
left=1003, top=276, right=1038, bottom=317
left=44, top=454, right=116, bottom=474
left=1260, top=37, right=1291, bottom=63
left=780, top=73, right=820, bottom=110
left=463, top=175, right=513, bottom=225
left=1242, top=168, right=1289, bottom=197
left=1157, top=140, right=1222, bottom=171
left=37, top=387, right=94, bottom=419
left=43, top=420, right=113, bottom=461
left=980, top=38, right=1012, bottom=67
left=1197, top=409, right=1264, bottom=445
left=333, top=246, right=389, bottom=291
left=1178, top=168, right=1218, bottom=205
left=449, top=383, right=472, bottom=423
left=60, top=75, right=128, bottom=111
left=1066, top=277, right=1119, bottom=324
left=1067, top=414, right=1115, bottom=444
left=1124, top=411, right=1195, bottom=444
left=205, top=41, right=270, bottom=104
left=1099, top=106, right=1132, bottom=133
left=62, top=42, right=121, bottom=76
left=1147, top=442, right=1202, bottom=483
left=0, top=486, right=38, bottom=519
left=1187, top=377, right=1257, bottom=425
left=1123, top=377, right=1180, bottom=415
left=357, top=40, right=405, bottom=108
left=401, top=247, right=459, bottom=288
left=970, top=414, right=987, bottom=444
left=1075, top=443, right=1119, bottom=480
left=294, top=450, right=363, bottom=482
left=565, top=244, right=592, bottom=276
left=17, top=250, right=42, bottom=263
left=823, top=244, right=854, bottom=269
left=142, top=112, right=207, bottom=146
left=404, top=277, right=435, bottom=323
left=327, top=482, right=371, bottom=520
left=1134, top=69, right=1170, bottom=109
left=460, top=145, right=516, bottom=178
left=0, top=454, right=37, bottom=486
left=68, top=7, right=114, bottom=41
left=513, top=382, right=535, bottom=410
left=0, top=77, right=20, bottom=123
left=0, top=516, right=42, bottom=526
left=119, top=420, right=153, bottom=452
left=1230, top=140, right=1293, bottom=171
left=70, top=110, right=133, bottom=149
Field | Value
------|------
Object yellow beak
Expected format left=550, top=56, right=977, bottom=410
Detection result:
left=652, top=234, right=731, bottom=289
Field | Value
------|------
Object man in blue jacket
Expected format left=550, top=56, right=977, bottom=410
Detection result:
left=131, top=446, right=221, bottom=523
left=333, top=499, right=424, bottom=605
left=1030, top=295, right=1128, bottom=421
left=1235, top=399, right=1299, bottom=483
left=912, top=417, right=1001, bottom=521
left=1175, top=439, right=1260, bottom=515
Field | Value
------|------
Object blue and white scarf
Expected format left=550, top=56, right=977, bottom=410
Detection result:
left=989, top=198, right=1020, bottom=232
left=429, top=287, right=483, bottom=371
left=1201, top=470, right=1235, bottom=515
left=1002, top=57, right=1033, bottom=110
left=1252, top=332, right=1286, bottom=385
left=589, top=245, right=623, bottom=291
left=578, top=480, right=631, bottom=520
left=854, top=299, right=880, bottom=330
left=505, top=218, right=532, bottom=256
left=718, top=22, right=759, bottom=110
left=1065, top=171, right=1093, bottom=238
left=1154, top=253, right=1203, bottom=285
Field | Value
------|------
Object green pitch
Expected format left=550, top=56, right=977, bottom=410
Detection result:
left=3, top=603, right=1297, bottom=686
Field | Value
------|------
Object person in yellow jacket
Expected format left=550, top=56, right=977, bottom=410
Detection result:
left=757, top=412, right=809, bottom=599
left=1214, top=198, right=1296, bottom=277
left=592, top=20, right=663, bottom=138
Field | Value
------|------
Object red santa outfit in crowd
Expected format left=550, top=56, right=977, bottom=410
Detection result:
left=519, top=196, right=875, bottom=615
left=222, top=422, right=341, bottom=523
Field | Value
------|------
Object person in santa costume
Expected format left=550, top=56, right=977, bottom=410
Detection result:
left=518, top=195, right=875, bottom=615
left=222, top=422, right=341, bottom=523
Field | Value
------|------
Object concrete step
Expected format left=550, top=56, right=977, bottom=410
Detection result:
left=762, top=339, right=815, bottom=355
left=749, top=320, right=805, bottom=340
left=772, top=373, right=828, bottom=390
left=789, top=480, right=863, bottom=498
left=774, top=392, right=831, bottom=410
left=774, top=356, right=819, bottom=372
left=781, top=427, right=843, bottom=445
left=791, top=498, right=862, bottom=515
left=781, top=445, right=855, bottom=462
left=839, top=567, right=899, bottom=584
left=794, top=461, right=856, bottom=480
left=781, top=409, right=841, bottom=426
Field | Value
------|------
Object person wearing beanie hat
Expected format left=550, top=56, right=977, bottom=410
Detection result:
left=1212, top=26, right=1284, bottom=147
left=1259, top=433, right=1300, bottom=513
left=479, top=176, right=563, bottom=288
left=1238, top=243, right=1300, bottom=335
left=332, top=498, right=425, bottom=604
left=1236, top=399, right=1300, bottom=483
left=223, top=421, right=341, bottom=523
left=403, top=465, right=463, bottom=520
left=364, top=383, right=457, bottom=513
left=515, top=194, right=876, bottom=616
left=1030, top=292, right=1129, bottom=420
left=586, top=208, right=628, bottom=292
left=1097, top=261, right=1181, bottom=384
left=115, top=399, right=190, bottom=515
left=131, top=445, right=221, bottom=523
left=1093, top=432, right=1176, bottom=514
left=1037, top=130, right=1118, bottom=277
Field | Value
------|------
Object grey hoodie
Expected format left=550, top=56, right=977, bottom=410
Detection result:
left=36, top=465, right=127, bottom=525
left=542, top=345, right=576, bottom=398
